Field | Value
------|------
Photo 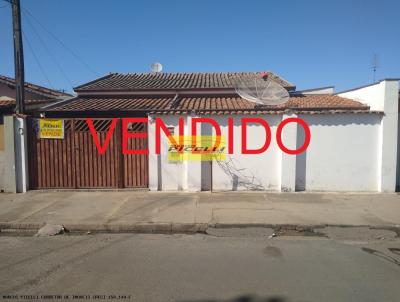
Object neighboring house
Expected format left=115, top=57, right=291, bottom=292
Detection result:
left=0, top=75, right=72, bottom=192
left=28, top=72, right=399, bottom=193
left=0, top=75, right=72, bottom=113
left=295, top=86, right=335, bottom=95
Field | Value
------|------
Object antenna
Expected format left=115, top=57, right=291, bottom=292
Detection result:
left=233, top=72, right=289, bottom=106
left=151, top=62, right=163, bottom=73
left=370, top=54, right=379, bottom=83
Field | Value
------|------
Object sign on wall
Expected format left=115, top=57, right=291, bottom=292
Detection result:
left=39, top=119, right=64, bottom=139
left=168, top=135, right=226, bottom=162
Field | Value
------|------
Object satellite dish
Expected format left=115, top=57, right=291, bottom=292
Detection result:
left=234, top=73, right=289, bottom=105
left=151, top=62, right=163, bottom=73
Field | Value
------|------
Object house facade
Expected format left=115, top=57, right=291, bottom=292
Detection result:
left=0, top=75, right=71, bottom=192
left=26, top=72, right=399, bottom=193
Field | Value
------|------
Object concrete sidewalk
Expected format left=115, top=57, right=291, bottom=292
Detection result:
left=0, top=191, right=399, bottom=233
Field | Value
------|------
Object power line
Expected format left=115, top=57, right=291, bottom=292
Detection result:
left=22, top=10, right=74, bottom=89
left=0, top=0, right=10, bottom=10
left=3, top=0, right=99, bottom=81
left=22, top=8, right=99, bottom=77
left=22, top=30, right=54, bottom=89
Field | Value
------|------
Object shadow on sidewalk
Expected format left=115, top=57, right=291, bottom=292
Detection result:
left=181, top=295, right=289, bottom=302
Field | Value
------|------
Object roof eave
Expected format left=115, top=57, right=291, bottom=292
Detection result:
left=74, top=86, right=296, bottom=96
left=0, top=75, right=72, bottom=98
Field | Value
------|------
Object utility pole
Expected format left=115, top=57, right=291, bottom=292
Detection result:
left=11, top=0, right=28, bottom=193
left=12, top=0, right=25, bottom=114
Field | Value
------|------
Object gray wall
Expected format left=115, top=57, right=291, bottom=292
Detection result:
left=0, top=115, right=16, bottom=192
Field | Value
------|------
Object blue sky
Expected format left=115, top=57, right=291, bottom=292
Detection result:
left=0, top=0, right=399, bottom=93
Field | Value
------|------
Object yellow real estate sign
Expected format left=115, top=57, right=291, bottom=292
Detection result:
left=168, top=135, right=226, bottom=162
left=39, top=119, right=64, bottom=139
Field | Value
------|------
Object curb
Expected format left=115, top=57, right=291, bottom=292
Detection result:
left=1, top=222, right=399, bottom=236
left=211, top=223, right=400, bottom=236
left=0, top=222, right=209, bottom=235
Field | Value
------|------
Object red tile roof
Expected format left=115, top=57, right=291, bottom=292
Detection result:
left=47, top=96, right=172, bottom=112
left=0, top=98, right=60, bottom=110
left=44, top=94, right=371, bottom=114
left=0, top=75, right=72, bottom=99
left=74, top=72, right=295, bottom=92
left=0, top=75, right=73, bottom=110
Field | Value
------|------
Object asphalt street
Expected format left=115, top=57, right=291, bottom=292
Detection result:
left=0, top=228, right=400, bottom=302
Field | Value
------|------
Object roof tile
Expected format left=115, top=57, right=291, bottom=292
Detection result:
left=0, top=75, right=72, bottom=98
left=74, top=72, right=295, bottom=91
left=44, top=94, right=371, bottom=114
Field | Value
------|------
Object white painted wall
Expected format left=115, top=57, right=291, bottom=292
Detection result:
left=148, top=115, right=185, bottom=191
left=338, top=80, right=399, bottom=192
left=299, top=114, right=381, bottom=191
left=211, top=115, right=281, bottom=191
left=339, top=82, right=385, bottom=111
left=147, top=80, right=398, bottom=192
left=279, top=112, right=298, bottom=192
left=148, top=114, right=282, bottom=191
left=149, top=112, right=386, bottom=192
left=296, top=87, right=334, bottom=95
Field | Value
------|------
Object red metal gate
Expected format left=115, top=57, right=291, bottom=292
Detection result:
left=28, top=118, right=148, bottom=189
